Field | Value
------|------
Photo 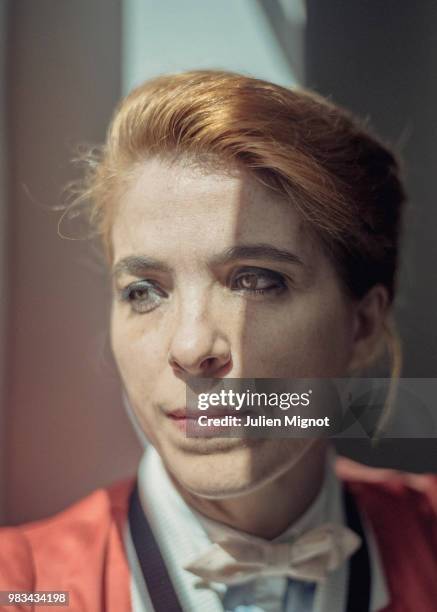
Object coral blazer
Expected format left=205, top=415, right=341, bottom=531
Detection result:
left=1, top=458, right=437, bottom=612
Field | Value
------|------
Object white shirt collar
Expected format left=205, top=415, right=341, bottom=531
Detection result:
left=126, top=444, right=390, bottom=611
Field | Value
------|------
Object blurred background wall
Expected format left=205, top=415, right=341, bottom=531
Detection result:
left=123, top=0, right=296, bottom=92
left=0, top=0, right=8, bottom=524
left=1, top=0, right=436, bottom=525
left=3, top=0, right=139, bottom=526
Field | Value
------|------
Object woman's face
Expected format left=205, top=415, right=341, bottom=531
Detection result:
left=110, top=157, right=361, bottom=497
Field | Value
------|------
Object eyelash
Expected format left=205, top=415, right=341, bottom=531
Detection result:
left=119, top=280, right=167, bottom=314
left=230, top=268, right=287, bottom=296
left=119, top=268, right=288, bottom=314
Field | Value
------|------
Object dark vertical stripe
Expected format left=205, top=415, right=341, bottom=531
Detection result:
left=128, top=483, right=183, bottom=612
left=344, top=486, right=371, bottom=612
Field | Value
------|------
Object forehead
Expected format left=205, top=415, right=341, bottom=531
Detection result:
left=111, top=157, right=316, bottom=261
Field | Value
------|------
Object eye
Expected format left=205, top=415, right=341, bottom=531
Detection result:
left=230, top=267, right=287, bottom=296
left=119, top=280, right=167, bottom=314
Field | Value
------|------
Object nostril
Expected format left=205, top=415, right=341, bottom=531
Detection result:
left=207, top=354, right=233, bottom=377
left=201, top=357, right=215, bottom=370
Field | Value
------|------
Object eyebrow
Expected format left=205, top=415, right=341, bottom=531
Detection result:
left=112, top=256, right=171, bottom=279
left=209, top=244, right=306, bottom=268
left=112, top=244, right=306, bottom=279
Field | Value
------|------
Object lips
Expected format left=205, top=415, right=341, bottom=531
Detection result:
left=166, top=408, right=197, bottom=420
left=166, top=407, right=238, bottom=419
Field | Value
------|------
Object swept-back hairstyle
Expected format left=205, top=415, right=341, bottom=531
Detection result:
left=71, top=70, right=406, bottom=397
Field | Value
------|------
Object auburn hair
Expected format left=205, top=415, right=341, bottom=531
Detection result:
left=70, top=69, right=406, bottom=405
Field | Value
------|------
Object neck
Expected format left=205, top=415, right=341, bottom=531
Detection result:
left=171, top=440, right=329, bottom=539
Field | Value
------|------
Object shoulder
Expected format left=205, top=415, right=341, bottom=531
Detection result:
left=335, top=456, right=437, bottom=567
left=0, top=477, right=135, bottom=590
left=335, top=455, right=437, bottom=518
left=335, top=457, right=437, bottom=608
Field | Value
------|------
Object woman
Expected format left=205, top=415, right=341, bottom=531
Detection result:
left=1, top=70, right=436, bottom=612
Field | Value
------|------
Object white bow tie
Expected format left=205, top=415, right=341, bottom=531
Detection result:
left=183, top=523, right=361, bottom=586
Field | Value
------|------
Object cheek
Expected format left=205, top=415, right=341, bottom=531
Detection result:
left=110, top=311, right=163, bottom=402
left=240, top=296, right=355, bottom=377
left=110, top=312, right=170, bottom=446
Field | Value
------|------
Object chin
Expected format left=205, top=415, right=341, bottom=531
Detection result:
left=160, top=437, right=313, bottom=500
left=170, top=465, right=266, bottom=500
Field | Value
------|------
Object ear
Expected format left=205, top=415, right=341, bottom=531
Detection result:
left=347, top=284, right=390, bottom=373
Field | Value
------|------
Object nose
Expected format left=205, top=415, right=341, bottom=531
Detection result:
left=168, top=302, right=232, bottom=378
